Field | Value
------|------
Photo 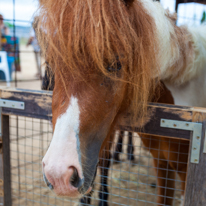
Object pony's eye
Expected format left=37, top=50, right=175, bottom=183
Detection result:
left=107, top=60, right=122, bottom=73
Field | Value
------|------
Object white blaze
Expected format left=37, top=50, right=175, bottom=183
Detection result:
left=43, top=96, right=83, bottom=179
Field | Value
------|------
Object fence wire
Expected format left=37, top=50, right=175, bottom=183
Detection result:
left=1, top=0, right=205, bottom=205
left=9, top=116, right=189, bottom=206
left=1, top=0, right=206, bottom=85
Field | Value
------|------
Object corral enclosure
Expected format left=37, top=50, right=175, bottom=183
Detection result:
left=0, top=88, right=205, bottom=206
left=0, top=0, right=206, bottom=206
left=9, top=116, right=186, bottom=206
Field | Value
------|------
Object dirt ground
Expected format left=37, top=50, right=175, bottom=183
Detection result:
left=1, top=46, right=184, bottom=206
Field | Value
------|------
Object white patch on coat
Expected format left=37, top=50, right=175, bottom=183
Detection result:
left=164, top=27, right=206, bottom=107
left=141, top=0, right=206, bottom=107
left=42, top=96, right=83, bottom=179
left=184, top=26, right=206, bottom=83
left=142, top=0, right=206, bottom=85
left=165, top=66, right=206, bottom=107
left=165, top=25, right=206, bottom=85
left=140, top=0, right=180, bottom=75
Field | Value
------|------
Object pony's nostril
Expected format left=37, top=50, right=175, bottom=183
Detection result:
left=69, top=166, right=83, bottom=188
left=43, top=173, right=54, bottom=190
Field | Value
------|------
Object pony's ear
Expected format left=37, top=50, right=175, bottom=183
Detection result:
left=123, top=0, right=135, bottom=6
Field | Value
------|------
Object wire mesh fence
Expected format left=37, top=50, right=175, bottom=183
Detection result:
left=0, top=0, right=43, bottom=87
left=1, top=0, right=206, bottom=205
left=9, top=115, right=189, bottom=206
left=1, top=0, right=206, bottom=85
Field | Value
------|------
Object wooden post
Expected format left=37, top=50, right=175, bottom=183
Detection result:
left=0, top=121, right=3, bottom=205
left=184, top=112, right=206, bottom=206
left=2, top=115, right=11, bottom=206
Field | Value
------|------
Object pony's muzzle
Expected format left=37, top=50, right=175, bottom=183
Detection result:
left=42, top=162, right=84, bottom=197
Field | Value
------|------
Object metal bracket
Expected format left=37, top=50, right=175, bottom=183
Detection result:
left=0, top=99, right=25, bottom=136
left=160, top=119, right=202, bottom=164
left=0, top=99, right=24, bottom=110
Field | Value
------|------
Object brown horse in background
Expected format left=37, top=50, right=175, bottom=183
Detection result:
left=108, top=82, right=188, bottom=206
left=140, top=83, right=188, bottom=206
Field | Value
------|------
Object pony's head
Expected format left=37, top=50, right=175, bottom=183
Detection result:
left=37, top=0, right=159, bottom=198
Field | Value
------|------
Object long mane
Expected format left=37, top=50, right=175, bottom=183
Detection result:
left=37, top=0, right=159, bottom=120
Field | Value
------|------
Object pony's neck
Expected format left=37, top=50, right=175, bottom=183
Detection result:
left=163, top=26, right=206, bottom=107
left=141, top=0, right=206, bottom=85
left=161, top=25, right=206, bottom=86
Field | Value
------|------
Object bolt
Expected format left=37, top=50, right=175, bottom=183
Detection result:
left=197, top=136, right=200, bottom=140
left=162, top=120, right=165, bottom=123
left=194, top=159, right=198, bottom=162
left=173, top=124, right=177, bottom=127
left=186, top=123, right=189, bottom=126
left=193, top=147, right=197, bottom=150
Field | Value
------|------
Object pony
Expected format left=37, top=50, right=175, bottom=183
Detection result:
left=42, top=65, right=187, bottom=206
left=36, top=0, right=206, bottom=200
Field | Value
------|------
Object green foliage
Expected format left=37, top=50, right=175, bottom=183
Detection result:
left=4, top=22, right=14, bottom=28
left=201, top=11, right=206, bottom=24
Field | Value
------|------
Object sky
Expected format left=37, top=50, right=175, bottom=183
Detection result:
left=0, top=0, right=206, bottom=26
left=0, top=0, right=39, bottom=26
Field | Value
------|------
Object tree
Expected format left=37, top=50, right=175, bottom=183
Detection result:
left=4, top=22, right=14, bottom=28
left=201, top=11, right=206, bottom=24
